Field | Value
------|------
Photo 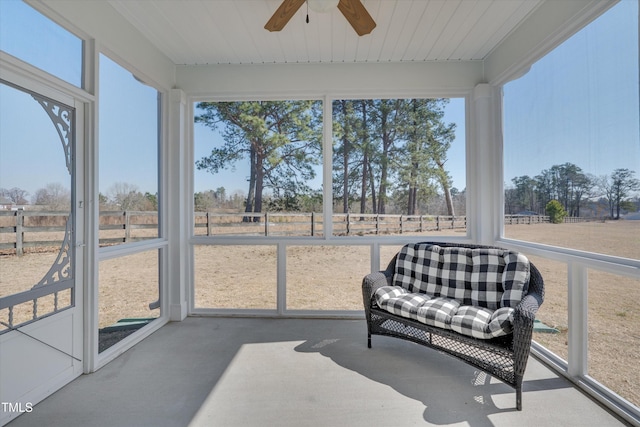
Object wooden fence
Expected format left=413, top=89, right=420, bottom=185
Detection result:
left=194, top=212, right=320, bottom=237
left=193, top=212, right=466, bottom=237
left=0, top=210, right=69, bottom=256
left=504, top=214, right=549, bottom=225
left=98, top=210, right=159, bottom=245
left=3, top=210, right=601, bottom=255
left=503, top=214, right=607, bottom=224
left=0, top=210, right=160, bottom=256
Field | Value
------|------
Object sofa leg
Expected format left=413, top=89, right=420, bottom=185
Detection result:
left=367, top=334, right=372, bottom=348
left=516, top=384, right=522, bottom=411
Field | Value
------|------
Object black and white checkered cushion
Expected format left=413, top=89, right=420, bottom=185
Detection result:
left=501, top=252, right=530, bottom=308
left=374, top=286, right=517, bottom=338
left=416, top=297, right=460, bottom=329
left=374, top=286, right=431, bottom=321
left=451, top=306, right=516, bottom=339
left=379, top=243, right=531, bottom=339
left=393, top=244, right=440, bottom=294
left=438, top=248, right=473, bottom=303
left=392, top=244, right=529, bottom=309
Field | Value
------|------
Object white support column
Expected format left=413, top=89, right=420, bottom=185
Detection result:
left=83, top=38, right=99, bottom=373
left=568, top=262, right=588, bottom=377
left=371, top=243, right=380, bottom=274
left=469, top=83, right=503, bottom=245
left=277, top=243, right=287, bottom=315
left=167, top=88, right=188, bottom=321
left=322, top=96, right=333, bottom=238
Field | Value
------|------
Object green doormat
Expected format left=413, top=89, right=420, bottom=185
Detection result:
left=105, top=317, right=156, bottom=331
left=533, top=319, right=559, bottom=334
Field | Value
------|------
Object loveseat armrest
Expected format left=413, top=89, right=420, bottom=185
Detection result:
left=513, top=293, right=542, bottom=337
left=362, top=271, right=393, bottom=346
left=512, top=261, right=545, bottom=376
left=362, top=253, right=397, bottom=311
left=362, top=272, right=392, bottom=308
left=514, top=261, right=545, bottom=325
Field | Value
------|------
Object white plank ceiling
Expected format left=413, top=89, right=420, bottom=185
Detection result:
left=107, top=0, right=543, bottom=65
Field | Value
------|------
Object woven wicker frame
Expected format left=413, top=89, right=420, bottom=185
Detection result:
left=362, top=242, right=544, bottom=411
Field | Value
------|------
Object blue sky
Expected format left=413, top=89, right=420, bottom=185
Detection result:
left=503, top=0, right=639, bottom=185
left=98, top=54, right=159, bottom=198
left=0, top=0, right=81, bottom=86
left=0, top=83, right=71, bottom=197
left=0, top=0, right=81, bottom=201
left=1, top=0, right=638, bottom=201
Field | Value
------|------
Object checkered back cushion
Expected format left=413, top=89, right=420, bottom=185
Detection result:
left=438, top=247, right=473, bottom=303
left=468, top=249, right=507, bottom=309
left=500, top=252, right=530, bottom=308
left=392, top=243, right=441, bottom=294
left=392, top=244, right=530, bottom=309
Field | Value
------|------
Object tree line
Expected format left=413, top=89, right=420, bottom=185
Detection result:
left=195, top=99, right=463, bottom=217
left=98, top=182, right=157, bottom=211
left=332, top=98, right=459, bottom=216
left=1, top=183, right=70, bottom=210
left=0, top=183, right=158, bottom=211
left=505, top=164, right=640, bottom=219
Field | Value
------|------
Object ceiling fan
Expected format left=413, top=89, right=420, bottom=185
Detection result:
left=265, top=0, right=376, bottom=36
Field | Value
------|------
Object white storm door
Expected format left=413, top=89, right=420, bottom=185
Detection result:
left=0, top=79, right=84, bottom=426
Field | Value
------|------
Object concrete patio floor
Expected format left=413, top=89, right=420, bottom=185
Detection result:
left=7, top=317, right=629, bottom=427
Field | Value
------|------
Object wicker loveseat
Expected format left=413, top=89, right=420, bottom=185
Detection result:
left=362, top=242, right=544, bottom=410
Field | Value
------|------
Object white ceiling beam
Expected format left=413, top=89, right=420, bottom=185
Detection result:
left=177, top=61, right=483, bottom=98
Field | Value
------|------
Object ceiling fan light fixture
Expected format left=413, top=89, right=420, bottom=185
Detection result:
left=265, top=0, right=375, bottom=36
left=307, top=0, right=339, bottom=13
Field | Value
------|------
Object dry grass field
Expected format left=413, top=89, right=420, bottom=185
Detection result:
left=505, top=221, right=640, bottom=407
left=1, top=220, right=638, bottom=406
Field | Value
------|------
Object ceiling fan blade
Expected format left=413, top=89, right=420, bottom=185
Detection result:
left=338, top=0, right=376, bottom=36
left=265, top=0, right=306, bottom=32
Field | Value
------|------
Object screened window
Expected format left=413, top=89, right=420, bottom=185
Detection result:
left=98, top=54, right=160, bottom=246
left=193, top=100, right=324, bottom=237
left=332, top=98, right=465, bottom=236
left=97, top=54, right=162, bottom=350
left=0, top=0, right=82, bottom=87
left=98, top=249, right=160, bottom=352
left=504, top=0, right=640, bottom=408
left=503, top=0, right=639, bottom=259
left=193, top=245, right=277, bottom=310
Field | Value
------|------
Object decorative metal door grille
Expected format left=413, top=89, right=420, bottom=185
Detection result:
left=0, top=82, right=75, bottom=334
